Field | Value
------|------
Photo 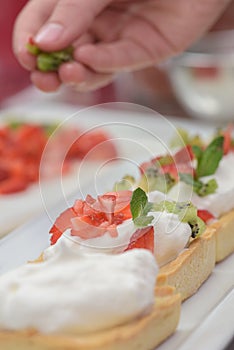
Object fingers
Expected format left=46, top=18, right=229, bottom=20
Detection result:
left=30, top=61, right=114, bottom=92
left=59, top=62, right=114, bottom=91
left=34, top=0, right=111, bottom=51
left=13, top=0, right=110, bottom=69
left=13, top=0, right=57, bottom=70
left=30, top=71, right=61, bottom=92
left=75, top=40, right=154, bottom=73
left=74, top=0, right=233, bottom=74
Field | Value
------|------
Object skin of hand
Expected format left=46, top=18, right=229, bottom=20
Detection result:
left=13, top=0, right=232, bottom=92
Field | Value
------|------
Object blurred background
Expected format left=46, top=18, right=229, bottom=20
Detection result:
left=1, top=0, right=234, bottom=123
left=0, top=1, right=30, bottom=104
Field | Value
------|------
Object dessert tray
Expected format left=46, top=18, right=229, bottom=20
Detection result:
left=0, top=101, right=233, bottom=349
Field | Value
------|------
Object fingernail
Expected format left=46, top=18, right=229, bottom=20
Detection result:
left=35, top=23, right=64, bottom=44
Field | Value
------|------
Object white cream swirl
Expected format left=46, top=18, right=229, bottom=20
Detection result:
left=150, top=211, right=191, bottom=267
left=0, top=241, right=157, bottom=334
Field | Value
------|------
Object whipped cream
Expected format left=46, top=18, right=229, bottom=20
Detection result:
left=0, top=240, right=157, bottom=334
left=150, top=211, right=191, bottom=267
left=68, top=219, right=136, bottom=253
left=168, top=152, right=234, bottom=217
left=148, top=190, right=192, bottom=266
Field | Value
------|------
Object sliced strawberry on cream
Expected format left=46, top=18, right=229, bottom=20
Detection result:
left=126, top=227, right=154, bottom=253
left=197, top=209, right=215, bottom=224
left=49, top=188, right=204, bottom=268
left=50, top=191, right=133, bottom=245
left=222, top=124, right=233, bottom=155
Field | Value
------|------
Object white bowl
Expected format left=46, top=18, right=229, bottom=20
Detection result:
left=167, top=30, right=234, bottom=122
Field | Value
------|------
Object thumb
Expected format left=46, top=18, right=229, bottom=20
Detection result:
left=34, top=0, right=111, bottom=51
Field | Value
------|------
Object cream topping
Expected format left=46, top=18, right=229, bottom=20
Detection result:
left=0, top=241, right=157, bottom=334
left=150, top=211, right=191, bottom=267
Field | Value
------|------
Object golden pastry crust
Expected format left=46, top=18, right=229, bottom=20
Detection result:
left=215, top=209, right=234, bottom=262
left=156, top=226, right=216, bottom=301
left=0, top=286, right=180, bottom=350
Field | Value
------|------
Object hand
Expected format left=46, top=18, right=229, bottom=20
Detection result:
left=13, top=0, right=231, bottom=92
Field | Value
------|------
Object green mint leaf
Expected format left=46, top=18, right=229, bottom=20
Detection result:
left=134, top=216, right=154, bottom=227
left=179, top=173, right=202, bottom=191
left=142, top=202, right=154, bottom=216
left=130, top=187, right=148, bottom=220
left=196, top=136, right=224, bottom=178
left=130, top=188, right=153, bottom=227
left=192, top=145, right=203, bottom=162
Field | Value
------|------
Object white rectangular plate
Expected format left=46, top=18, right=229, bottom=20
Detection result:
left=0, top=102, right=233, bottom=349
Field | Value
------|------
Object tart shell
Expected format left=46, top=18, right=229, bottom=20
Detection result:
left=0, top=286, right=180, bottom=350
left=156, top=226, right=217, bottom=301
left=215, top=209, right=234, bottom=262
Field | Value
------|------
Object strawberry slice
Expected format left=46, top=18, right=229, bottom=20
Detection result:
left=50, top=191, right=133, bottom=244
left=126, top=227, right=154, bottom=253
left=0, top=177, right=27, bottom=194
left=197, top=209, right=215, bottom=223
left=222, top=124, right=233, bottom=155
left=174, top=145, right=194, bottom=164
left=50, top=207, right=77, bottom=244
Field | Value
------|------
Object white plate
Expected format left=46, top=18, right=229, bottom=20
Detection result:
left=0, top=175, right=233, bottom=350
left=0, top=102, right=233, bottom=349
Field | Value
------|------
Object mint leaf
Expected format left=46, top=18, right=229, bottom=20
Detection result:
left=130, top=187, right=148, bottom=220
left=130, top=188, right=153, bottom=227
left=134, top=216, right=154, bottom=228
left=192, top=145, right=203, bottom=162
left=179, top=173, right=202, bottom=191
left=196, top=136, right=224, bottom=178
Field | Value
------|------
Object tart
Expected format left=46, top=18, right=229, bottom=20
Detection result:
left=48, top=188, right=213, bottom=302
left=156, top=224, right=217, bottom=300
left=0, top=286, right=180, bottom=350
left=215, top=209, right=234, bottom=262
left=136, top=126, right=234, bottom=264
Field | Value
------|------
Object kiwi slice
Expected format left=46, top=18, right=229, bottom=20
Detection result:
left=152, top=200, right=205, bottom=238
left=188, top=217, right=206, bottom=238
left=138, top=167, right=175, bottom=193
left=113, top=175, right=135, bottom=191
left=170, top=127, right=204, bottom=148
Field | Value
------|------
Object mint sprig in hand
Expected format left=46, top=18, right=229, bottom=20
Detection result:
left=179, top=136, right=224, bottom=197
left=130, top=188, right=153, bottom=227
